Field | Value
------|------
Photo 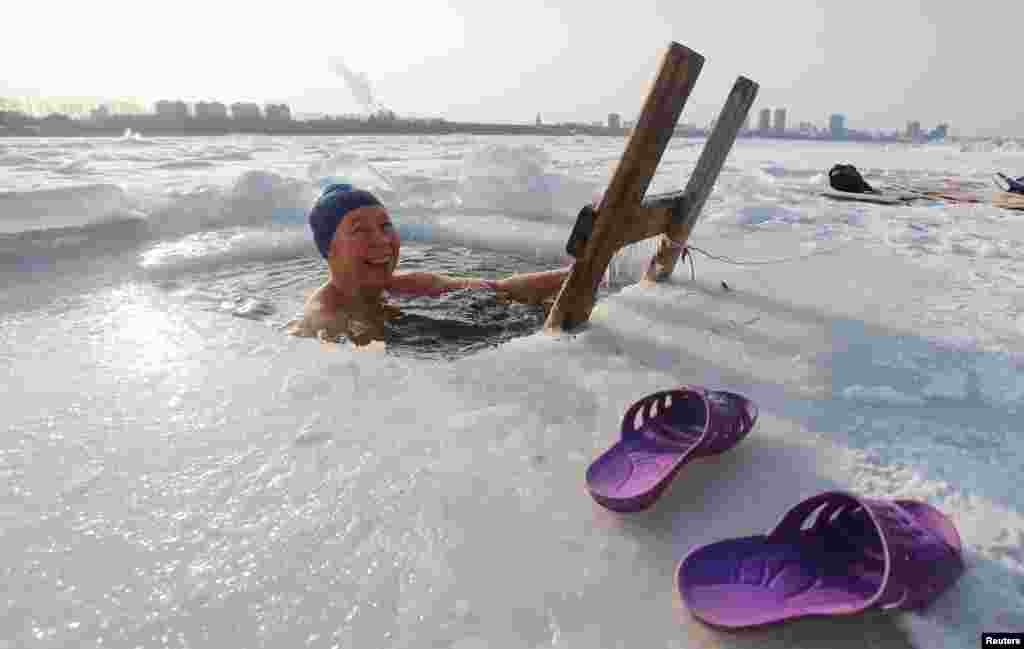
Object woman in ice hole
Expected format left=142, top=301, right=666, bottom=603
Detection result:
left=287, top=184, right=572, bottom=345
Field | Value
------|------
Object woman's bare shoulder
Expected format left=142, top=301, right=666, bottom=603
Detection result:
left=286, top=285, right=344, bottom=340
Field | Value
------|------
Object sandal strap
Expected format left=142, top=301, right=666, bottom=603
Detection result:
left=769, top=492, right=964, bottom=611
left=619, top=386, right=757, bottom=455
left=694, top=389, right=758, bottom=456
left=620, top=389, right=709, bottom=451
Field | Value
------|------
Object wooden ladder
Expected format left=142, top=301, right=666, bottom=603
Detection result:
left=544, top=42, right=759, bottom=333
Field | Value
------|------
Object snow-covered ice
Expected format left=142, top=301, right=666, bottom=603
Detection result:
left=2, top=134, right=1023, bottom=648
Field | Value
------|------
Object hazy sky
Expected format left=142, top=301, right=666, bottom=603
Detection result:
left=3, top=0, right=1020, bottom=135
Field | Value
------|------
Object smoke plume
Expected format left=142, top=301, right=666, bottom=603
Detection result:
left=329, top=58, right=387, bottom=114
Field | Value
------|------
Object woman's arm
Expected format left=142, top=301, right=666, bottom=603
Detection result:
left=493, top=267, right=571, bottom=304
left=387, top=271, right=496, bottom=296
left=388, top=267, right=571, bottom=303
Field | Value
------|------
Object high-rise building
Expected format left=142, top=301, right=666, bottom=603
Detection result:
left=829, top=114, right=846, bottom=138
left=535, top=113, right=542, bottom=126
left=194, top=101, right=228, bottom=120
left=907, top=121, right=922, bottom=139
left=773, top=108, right=786, bottom=134
left=758, top=108, right=771, bottom=132
left=154, top=100, right=189, bottom=119
left=265, top=104, right=292, bottom=121
left=230, top=102, right=262, bottom=120
left=607, top=113, right=621, bottom=130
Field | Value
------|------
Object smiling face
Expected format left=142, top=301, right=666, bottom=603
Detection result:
left=326, top=205, right=400, bottom=291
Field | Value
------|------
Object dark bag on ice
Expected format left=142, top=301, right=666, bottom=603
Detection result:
left=997, top=172, right=1024, bottom=194
left=829, top=164, right=876, bottom=194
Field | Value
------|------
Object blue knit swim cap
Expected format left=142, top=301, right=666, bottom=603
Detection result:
left=308, top=183, right=384, bottom=258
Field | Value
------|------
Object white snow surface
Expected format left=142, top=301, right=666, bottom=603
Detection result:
left=2, top=134, right=1024, bottom=648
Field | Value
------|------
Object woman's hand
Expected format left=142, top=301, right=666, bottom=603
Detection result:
left=494, top=267, right=571, bottom=305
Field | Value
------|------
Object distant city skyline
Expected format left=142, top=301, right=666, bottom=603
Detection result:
left=0, top=84, right=1004, bottom=139
left=0, top=94, right=965, bottom=140
left=3, top=1, right=1022, bottom=137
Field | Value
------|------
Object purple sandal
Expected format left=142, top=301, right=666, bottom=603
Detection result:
left=677, top=491, right=965, bottom=629
left=586, top=387, right=758, bottom=512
